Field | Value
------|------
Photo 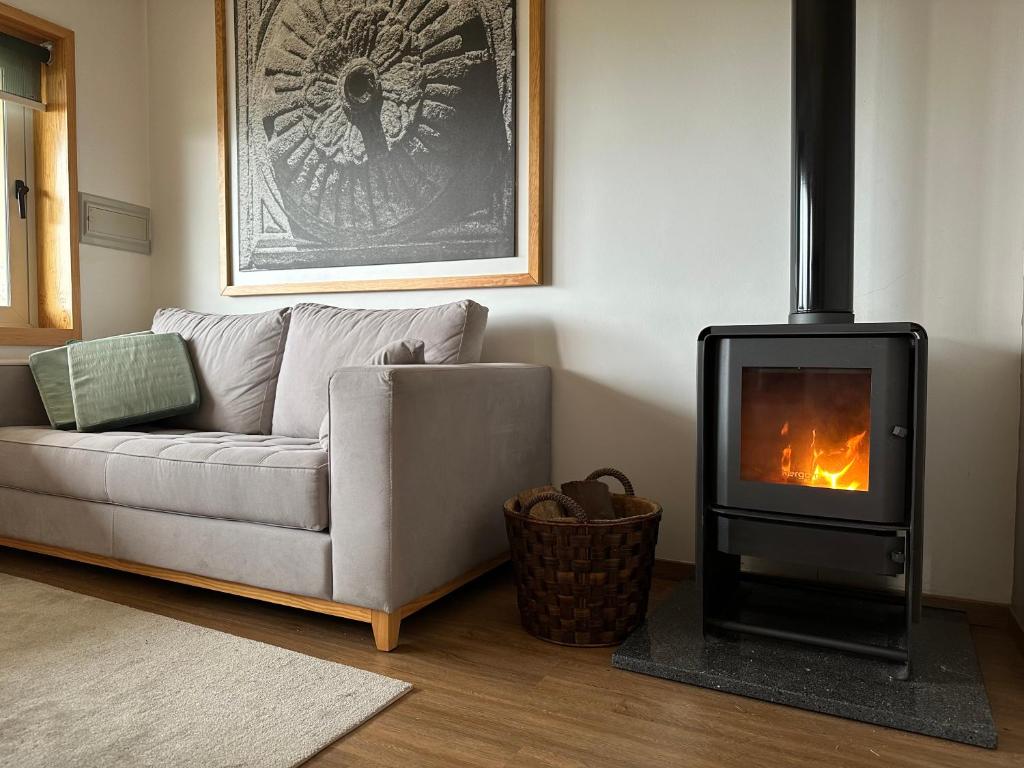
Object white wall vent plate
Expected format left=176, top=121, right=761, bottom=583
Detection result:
left=79, top=193, right=150, bottom=254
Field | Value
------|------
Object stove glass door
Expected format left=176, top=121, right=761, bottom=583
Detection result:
left=740, top=367, right=871, bottom=492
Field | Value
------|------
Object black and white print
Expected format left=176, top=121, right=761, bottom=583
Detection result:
left=234, top=0, right=516, bottom=272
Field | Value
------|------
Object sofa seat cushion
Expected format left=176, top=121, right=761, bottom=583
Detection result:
left=0, top=427, right=327, bottom=531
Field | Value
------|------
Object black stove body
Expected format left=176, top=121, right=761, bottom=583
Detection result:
left=695, top=0, right=927, bottom=670
left=696, top=323, right=926, bottom=666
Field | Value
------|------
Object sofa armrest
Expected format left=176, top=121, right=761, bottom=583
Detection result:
left=328, top=363, right=551, bottom=612
left=0, top=363, right=47, bottom=427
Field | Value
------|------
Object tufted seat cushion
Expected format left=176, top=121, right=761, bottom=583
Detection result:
left=0, top=427, right=328, bottom=531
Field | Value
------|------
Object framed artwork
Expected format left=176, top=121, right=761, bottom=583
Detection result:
left=215, top=0, right=544, bottom=296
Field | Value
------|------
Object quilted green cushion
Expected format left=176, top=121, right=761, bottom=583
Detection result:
left=29, top=332, right=155, bottom=430
left=28, top=344, right=76, bottom=429
left=68, top=332, right=200, bottom=432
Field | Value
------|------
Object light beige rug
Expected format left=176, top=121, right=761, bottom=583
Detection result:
left=0, top=573, right=410, bottom=767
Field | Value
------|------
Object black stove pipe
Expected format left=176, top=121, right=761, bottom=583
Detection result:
left=790, top=0, right=855, bottom=324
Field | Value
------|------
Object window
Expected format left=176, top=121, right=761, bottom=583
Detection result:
left=0, top=12, right=80, bottom=347
left=0, top=98, right=35, bottom=327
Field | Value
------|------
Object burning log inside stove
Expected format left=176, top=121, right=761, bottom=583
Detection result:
left=779, top=423, right=868, bottom=491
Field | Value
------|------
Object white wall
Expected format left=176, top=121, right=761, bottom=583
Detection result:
left=856, top=0, right=1024, bottom=603
left=145, top=0, right=1024, bottom=602
left=0, top=0, right=151, bottom=360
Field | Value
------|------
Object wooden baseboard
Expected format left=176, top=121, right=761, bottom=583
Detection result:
left=653, top=558, right=1013, bottom=630
left=653, top=559, right=695, bottom=581
left=1010, top=607, right=1024, bottom=657
left=0, top=537, right=507, bottom=640
left=921, top=594, right=1011, bottom=630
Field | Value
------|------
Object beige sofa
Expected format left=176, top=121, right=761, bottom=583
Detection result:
left=0, top=301, right=551, bottom=650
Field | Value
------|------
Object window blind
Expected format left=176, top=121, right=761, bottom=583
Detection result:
left=0, top=32, right=49, bottom=111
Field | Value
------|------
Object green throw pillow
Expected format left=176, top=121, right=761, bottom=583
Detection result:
left=28, top=344, right=76, bottom=429
left=29, top=332, right=156, bottom=430
left=67, top=332, right=200, bottom=432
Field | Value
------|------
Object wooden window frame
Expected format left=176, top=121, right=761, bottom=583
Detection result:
left=0, top=2, right=79, bottom=346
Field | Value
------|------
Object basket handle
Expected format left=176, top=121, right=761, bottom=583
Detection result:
left=521, top=491, right=588, bottom=522
left=585, top=467, right=635, bottom=497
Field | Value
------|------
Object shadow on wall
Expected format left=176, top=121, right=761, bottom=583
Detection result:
left=483, top=316, right=560, bottom=367
left=553, top=371, right=696, bottom=563
left=922, top=336, right=1021, bottom=599
left=485, top=316, right=696, bottom=562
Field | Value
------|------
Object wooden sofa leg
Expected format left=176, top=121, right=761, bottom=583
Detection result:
left=371, top=610, right=401, bottom=652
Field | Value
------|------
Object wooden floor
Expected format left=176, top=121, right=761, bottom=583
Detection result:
left=2, top=548, right=1023, bottom=768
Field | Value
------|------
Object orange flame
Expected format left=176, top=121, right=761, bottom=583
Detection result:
left=779, top=425, right=868, bottom=492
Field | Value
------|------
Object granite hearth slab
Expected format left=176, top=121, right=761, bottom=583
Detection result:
left=612, top=581, right=997, bottom=748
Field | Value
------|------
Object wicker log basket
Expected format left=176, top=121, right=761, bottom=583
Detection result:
left=503, top=468, right=662, bottom=647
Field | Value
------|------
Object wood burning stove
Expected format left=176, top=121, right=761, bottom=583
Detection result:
left=696, top=324, right=926, bottom=667
left=696, top=0, right=927, bottom=672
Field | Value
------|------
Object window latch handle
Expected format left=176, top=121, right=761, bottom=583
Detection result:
left=14, top=179, right=28, bottom=220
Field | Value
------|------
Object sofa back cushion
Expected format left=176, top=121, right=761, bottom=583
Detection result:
left=273, top=301, right=488, bottom=437
left=152, top=307, right=291, bottom=434
left=366, top=338, right=427, bottom=367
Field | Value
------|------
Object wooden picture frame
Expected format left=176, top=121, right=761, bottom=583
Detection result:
left=215, top=0, right=544, bottom=296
